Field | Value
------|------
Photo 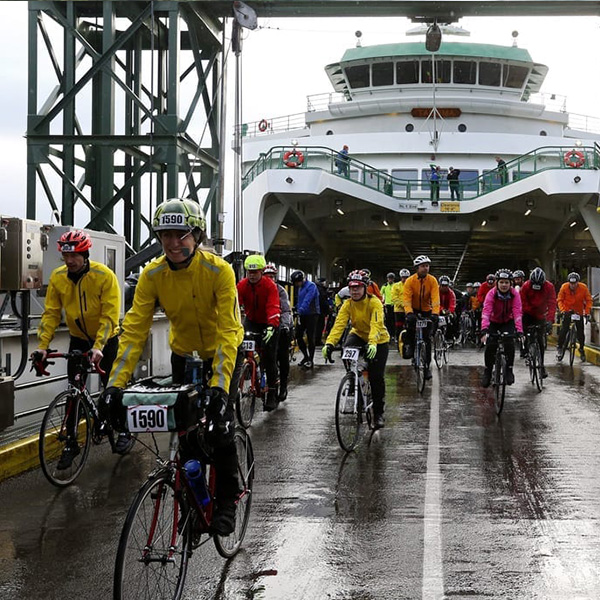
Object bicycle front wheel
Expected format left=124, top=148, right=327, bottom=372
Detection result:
left=214, top=428, right=255, bottom=558
left=494, top=354, right=507, bottom=416
left=433, top=330, right=444, bottom=369
left=568, top=326, right=577, bottom=366
left=415, top=342, right=426, bottom=394
left=39, top=390, right=92, bottom=487
left=236, top=362, right=256, bottom=429
left=114, top=471, right=191, bottom=600
left=533, top=344, right=544, bottom=392
left=335, top=372, right=361, bottom=452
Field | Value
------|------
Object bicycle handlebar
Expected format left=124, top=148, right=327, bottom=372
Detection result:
left=30, top=349, right=106, bottom=377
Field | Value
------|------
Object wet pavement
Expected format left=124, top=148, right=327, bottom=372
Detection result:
left=1, top=346, right=600, bottom=599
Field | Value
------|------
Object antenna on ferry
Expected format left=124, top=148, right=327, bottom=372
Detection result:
left=512, top=30, right=519, bottom=47
left=355, top=30, right=362, bottom=48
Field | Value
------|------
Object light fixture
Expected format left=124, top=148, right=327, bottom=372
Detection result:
left=382, top=219, right=389, bottom=227
left=285, top=176, right=294, bottom=184
left=481, top=220, right=487, bottom=227
left=524, top=209, right=532, bottom=216
left=575, top=139, right=583, bottom=147
left=291, top=138, right=298, bottom=147
left=570, top=221, right=577, bottom=227
left=574, top=175, right=581, bottom=183
left=280, top=224, right=288, bottom=229
left=584, top=226, right=590, bottom=231
left=335, top=198, right=344, bottom=215
left=337, top=208, right=345, bottom=215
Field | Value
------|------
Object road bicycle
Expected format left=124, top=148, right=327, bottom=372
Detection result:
left=33, top=350, right=136, bottom=488
left=459, top=311, right=472, bottom=347
left=433, top=315, right=450, bottom=369
left=236, top=332, right=267, bottom=428
left=413, top=316, right=432, bottom=394
left=334, top=346, right=375, bottom=452
left=557, top=312, right=583, bottom=366
left=525, top=324, right=545, bottom=392
left=488, top=332, right=519, bottom=415
left=113, top=375, right=254, bottom=600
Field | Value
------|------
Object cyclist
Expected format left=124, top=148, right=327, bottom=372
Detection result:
left=471, top=282, right=483, bottom=338
left=477, top=274, right=496, bottom=305
left=33, top=230, right=121, bottom=469
left=480, top=269, right=523, bottom=387
left=105, top=198, right=244, bottom=536
left=237, top=255, right=281, bottom=411
left=291, top=270, right=320, bottom=368
left=402, top=256, right=440, bottom=380
left=380, top=272, right=396, bottom=340
left=334, top=284, right=351, bottom=310
left=363, top=269, right=383, bottom=302
left=520, top=267, right=556, bottom=377
left=315, top=277, right=331, bottom=346
left=438, top=275, right=457, bottom=340
left=512, top=270, right=525, bottom=291
left=391, top=268, right=410, bottom=342
left=264, top=263, right=292, bottom=402
left=322, top=270, right=390, bottom=428
left=556, top=272, right=592, bottom=362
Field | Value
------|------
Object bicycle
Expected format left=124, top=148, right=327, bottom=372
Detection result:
left=488, top=332, right=519, bottom=415
left=525, top=324, right=545, bottom=392
left=113, top=376, right=254, bottom=599
left=557, top=312, right=583, bottom=366
left=236, top=331, right=267, bottom=428
left=433, top=315, right=449, bottom=369
left=413, top=316, right=432, bottom=394
left=459, top=312, right=472, bottom=347
left=33, top=350, right=136, bottom=488
left=333, top=346, right=375, bottom=452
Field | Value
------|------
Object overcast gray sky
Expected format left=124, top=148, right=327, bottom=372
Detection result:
left=1, top=3, right=598, bottom=231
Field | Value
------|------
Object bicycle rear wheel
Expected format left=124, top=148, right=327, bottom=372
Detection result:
left=533, top=344, right=544, bottom=392
left=114, top=471, right=190, bottom=600
left=528, top=343, right=537, bottom=386
left=335, top=372, right=361, bottom=452
left=433, top=330, right=444, bottom=369
left=39, top=390, right=92, bottom=487
left=568, top=327, right=576, bottom=366
left=236, top=362, right=256, bottom=429
left=214, top=428, right=254, bottom=558
left=494, top=354, right=506, bottom=415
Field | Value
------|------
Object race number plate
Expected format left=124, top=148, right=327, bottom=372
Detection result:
left=571, top=313, right=581, bottom=321
left=438, top=316, right=446, bottom=326
left=241, top=340, right=255, bottom=351
left=127, top=405, right=168, bottom=433
left=342, top=347, right=360, bottom=361
left=416, top=319, right=428, bottom=328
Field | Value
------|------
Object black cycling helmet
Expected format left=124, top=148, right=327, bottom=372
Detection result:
left=529, top=267, right=546, bottom=289
left=495, top=268, right=512, bottom=281
left=439, top=275, right=451, bottom=286
left=486, top=273, right=495, bottom=283
left=568, top=272, right=581, bottom=283
left=290, top=270, right=305, bottom=283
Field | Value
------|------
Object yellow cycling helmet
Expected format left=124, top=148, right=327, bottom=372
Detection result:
left=244, top=254, right=266, bottom=270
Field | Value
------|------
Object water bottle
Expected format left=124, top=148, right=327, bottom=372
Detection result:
left=184, top=351, right=203, bottom=385
left=184, top=459, right=211, bottom=508
left=260, top=371, right=266, bottom=391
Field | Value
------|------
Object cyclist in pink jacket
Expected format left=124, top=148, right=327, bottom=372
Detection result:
left=480, top=269, right=523, bottom=388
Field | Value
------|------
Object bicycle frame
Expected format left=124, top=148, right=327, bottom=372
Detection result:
left=242, top=333, right=267, bottom=397
left=341, top=347, right=371, bottom=416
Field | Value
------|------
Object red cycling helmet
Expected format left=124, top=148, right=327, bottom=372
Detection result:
left=263, top=263, right=278, bottom=276
left=57, top=230, right=92, bottom=253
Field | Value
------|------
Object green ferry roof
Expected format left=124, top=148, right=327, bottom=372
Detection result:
left=338, top=42, right=534, bottom=63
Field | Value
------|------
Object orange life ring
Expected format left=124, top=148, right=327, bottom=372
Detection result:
left=283, top=150, right=304, bottom=168
left=258, top=119, right=268, bottom=132
left=564, top=149, right=585, bottom=168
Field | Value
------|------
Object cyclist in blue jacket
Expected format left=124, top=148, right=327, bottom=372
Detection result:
left=291, top=270, right=320, bottom=368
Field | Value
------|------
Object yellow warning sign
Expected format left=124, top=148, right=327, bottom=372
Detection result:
left=440, top=202, right=460, bottom=213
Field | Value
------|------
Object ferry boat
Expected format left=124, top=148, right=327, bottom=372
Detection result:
left=240, top=27, right=600, bottom=284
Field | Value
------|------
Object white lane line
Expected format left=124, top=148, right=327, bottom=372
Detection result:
left=422, top=371, right=444, bottom=599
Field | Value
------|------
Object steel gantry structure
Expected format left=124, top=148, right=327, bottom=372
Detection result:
left=25, top=1, right=600, bottom=272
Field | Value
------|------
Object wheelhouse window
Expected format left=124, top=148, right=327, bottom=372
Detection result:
left=479, top=62, right=501, bottom=86
left=453, top=60, right=476, bottom=84
left=345, top=64, right=370, bottom=89
left=503, top=64, right=529, bottom=89
left=372, top=62, right=394, bottom=86
left=422, top=59, right=451, bottom=84
left=396, top=60, right=419, bottom=84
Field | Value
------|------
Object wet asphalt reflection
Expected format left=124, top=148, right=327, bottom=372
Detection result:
left=1, top=345, right=600, bottom=599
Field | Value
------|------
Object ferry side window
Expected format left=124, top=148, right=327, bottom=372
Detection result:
left=421, top=60, right=450, bottom=84
left=372, top=62, right=393, bottom=87
left=396, top=60, right=419, bottom=84
left=458, top=169, right=479, bottom=193
left=503, top=64, right=529, bottom=89
left=346, top=65, right=370, bottom=89
left=453, top=60, right=476, bottom=85
left=479, top=62, right=501, bottom=87
left=391, top=169, right=418, bottom=194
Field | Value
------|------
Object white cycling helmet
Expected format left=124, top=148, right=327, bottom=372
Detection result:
left=413, top=255, right=431, bottom=266
left=399, top=268, right=410, bottom=278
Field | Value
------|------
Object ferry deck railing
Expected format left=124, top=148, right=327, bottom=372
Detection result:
left=242, top=144, right=600, bottom=202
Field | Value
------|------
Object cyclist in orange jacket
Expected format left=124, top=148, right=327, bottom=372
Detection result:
left=556, top=272, right=592, bottom=362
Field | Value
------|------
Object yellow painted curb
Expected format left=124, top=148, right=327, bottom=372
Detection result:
left=0, top=434, right=40, bottom=482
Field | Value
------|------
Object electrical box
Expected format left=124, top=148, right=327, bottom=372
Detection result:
left=0, top=376, right=15, bottom=431
left=0, top=218, right=45, bottom=291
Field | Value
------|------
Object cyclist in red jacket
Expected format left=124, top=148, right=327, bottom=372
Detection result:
left=477, top=274, right=496, bottom=305
left=237, top=255, right=281, bottom=410
left=520, top=267, right=556, bottom=377
left=438, top=275, right=457, bottom=340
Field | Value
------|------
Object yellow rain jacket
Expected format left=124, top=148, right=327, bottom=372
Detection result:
left=390, top=280, right=405, bottom=312
left=326, top=295, right=390, bottom=346
left=38, top=261, right=120, bottom=351
left=108, top=251, right=243, bottom=391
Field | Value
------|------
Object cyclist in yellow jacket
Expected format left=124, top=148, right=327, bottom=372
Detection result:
left=323, top=270, right=390, bottom=429
left=380, top=272, right=396, bottom=339
left=391, top=268, right=410, bottom=341
left=402, top=255, right=440, bottom=380
left=106, top=198, right=244, bottom=536
left=34, top=229, right=121, bottom=469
